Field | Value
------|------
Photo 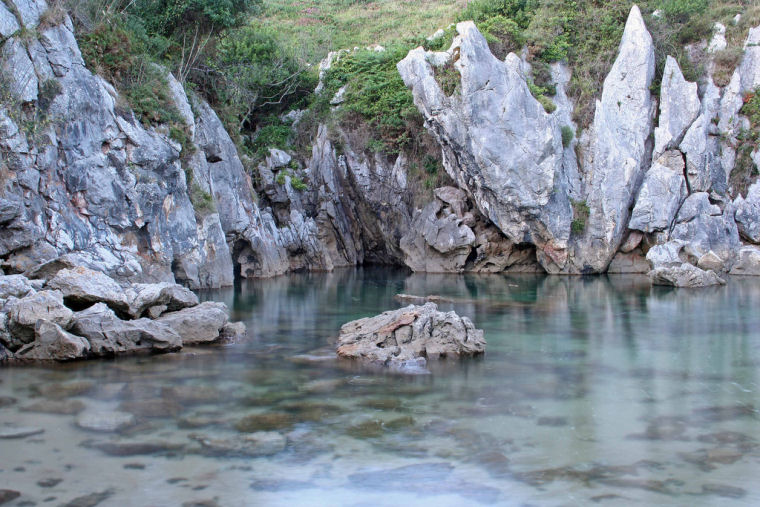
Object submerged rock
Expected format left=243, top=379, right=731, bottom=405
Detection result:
left=190, top=431, right=286, bottom=457
left=76, top=410, right=136, bottom=433
left=0, top=426, right=45, bottom=439
left=336, top=303, right=485, bottom=367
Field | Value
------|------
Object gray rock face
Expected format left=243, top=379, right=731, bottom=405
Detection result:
left=670, top=192, right=741, bottom=270
left=0, top=2, right=20, bottom=38
left=0, top=275, right=37, bottom=300
left=398, top=21, right=572, bottom=272
left=680, top=79, right=723, bottom=194
left=400, top=187, right=536, bottom=273
left=630, top=151, right=688, bottom=233
left=569, top=5, right=655, bottom=273
left=653, top=56, right=700, bottom=157
left=734, top=181, right=760, bottom=243
left=401, top=199, right=474, bottom=272
left=157, top=302, right=228, bottom=344
left=336, top=302, right=485, bottom=366
left=0, top=10, right=290, bottom=287
left=730, top=245, right=760, bottom=275
left=718, top=25, right=760, bottom=183
left=70, top=303, right=182, bottom=356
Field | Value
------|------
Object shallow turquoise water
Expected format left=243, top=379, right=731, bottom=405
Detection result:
left=1, top=268, right=759, bottom=506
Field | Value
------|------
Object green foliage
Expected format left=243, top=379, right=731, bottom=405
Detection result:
left=131, top=0, right=260, bottom=37
left=190, top=182, right=216, bottom=216
left=290, top=175, right=307, bottom=191
left=204, top=24, right=312, bottom=134
left=423, top=154, right=439, bottom=175
left=275, top=169, right=307, bottom=190
left=321, top=45, right=422, bottom=153
left=528, top=80, right=556, bottom=113
left=477, top=15, right=524, bottom=59
left=252, top=121, right=292, bottom=157
left=659, top=0, right=708, bottom=22
left=561, top=125, right=574, bottom=148
left=571, top=199, right=590, bottom=234
left=125, top=64, right=184, bottom=127
left=433, top=60, right=461, bottom=96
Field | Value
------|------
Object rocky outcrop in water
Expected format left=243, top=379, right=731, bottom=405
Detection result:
left=0, top=268, right=243, bottom=362
left=336, top=302, right=485, bottom=369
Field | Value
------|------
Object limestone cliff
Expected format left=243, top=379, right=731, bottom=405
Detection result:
left=3, top=1, right=760, bottom=289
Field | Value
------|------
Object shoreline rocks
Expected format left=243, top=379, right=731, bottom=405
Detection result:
left=0, top=266, right=245, bottom=364
left=336, top=303, right=485, bottom=369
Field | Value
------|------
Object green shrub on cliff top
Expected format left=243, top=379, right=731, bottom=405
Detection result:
left=321, top=45, right=421, bottom=153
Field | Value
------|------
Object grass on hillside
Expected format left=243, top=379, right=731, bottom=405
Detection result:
left=260, top=0, right=467, bottom=63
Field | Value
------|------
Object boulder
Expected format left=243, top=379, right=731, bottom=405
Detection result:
left=14, top=320, right=90, bottom=361
left=219, top=321, right=247, bottom=343
left=70, top=303, right=181, bottom=356
left=646, top=241, right=726, bottom=287
left=400, top=187, right=532, bottom=273
left=126, top=282, right=199, bottom=318
left=734, top=181, right=760, bottom=243
left=6, top=290, right=74, bottom=347
left=336, top=303, right=485, bottom=366
left=23, top=254, right=79, bottom=281
left=649, top=264, right=725, bottom=287
left=47, top=267, right=130, bottom=314
left=157, top=301, right=228, bottom=344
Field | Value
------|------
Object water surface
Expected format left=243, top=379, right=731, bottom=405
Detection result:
left=1, top=268, right=759, bottom=506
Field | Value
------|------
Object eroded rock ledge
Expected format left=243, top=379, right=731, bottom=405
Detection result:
left=336, top=303, right=485, bottom=371
left=0, top=265, right=244, bottom=363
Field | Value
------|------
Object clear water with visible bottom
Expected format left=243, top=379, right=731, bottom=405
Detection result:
left=1, top=268, right=759, bottom=506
